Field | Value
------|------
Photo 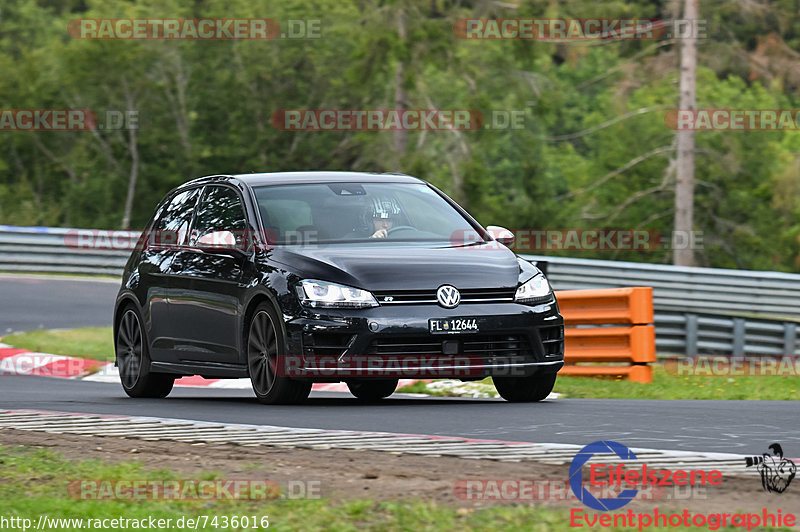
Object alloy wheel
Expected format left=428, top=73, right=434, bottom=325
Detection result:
left=248, top=309, right=278, bottom=395
left=117, top=309, right=143, bottom=389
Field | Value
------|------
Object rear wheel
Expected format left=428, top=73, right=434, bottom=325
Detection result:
left=347, top=379, right=398, bottom=401
left=247, top=303, right=311, bottom=404
left=116, top=306, right=174, bottom=398
left=493, top=372, right=557, bottom=402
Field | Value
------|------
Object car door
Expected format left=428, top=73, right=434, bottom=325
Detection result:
left=139, top=187, right=201, bottom=363
left=167, top=185, right=250, bottom=365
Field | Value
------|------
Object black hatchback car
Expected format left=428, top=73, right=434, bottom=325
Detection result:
left=114, top=172, right=564, bottom=403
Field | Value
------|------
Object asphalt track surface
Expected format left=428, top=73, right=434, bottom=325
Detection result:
left=0, top=274, right=119, bottom=333
left=0, top=376, right=796, bottom=455
left=1, top=275, right=797, bottom=456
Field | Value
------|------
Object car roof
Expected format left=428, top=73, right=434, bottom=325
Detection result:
left=185, top=171, right=425, bottom=188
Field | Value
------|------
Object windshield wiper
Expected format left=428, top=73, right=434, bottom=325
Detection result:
left=446, top=240, right=485, bottom=248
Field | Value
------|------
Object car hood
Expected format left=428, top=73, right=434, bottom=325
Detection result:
left=268, top=242, right=521, bottom=290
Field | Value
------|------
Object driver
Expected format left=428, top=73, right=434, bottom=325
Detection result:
left=362, top=195, right=402, bottom=239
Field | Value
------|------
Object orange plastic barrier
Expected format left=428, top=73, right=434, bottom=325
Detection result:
left=554, top=287, right=655, bottom=383
left=555, top=287, right=654, bottom=325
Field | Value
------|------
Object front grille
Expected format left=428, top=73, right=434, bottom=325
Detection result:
left=365, top=334, right=534, bottom=361
left=373, top=287, right=515, bottom=305
left=360, top=335, right=537, bottom=376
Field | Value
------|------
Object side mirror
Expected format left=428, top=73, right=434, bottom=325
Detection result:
left=197, top=230, right=237, bottom=247
left=486, top=225, right=514, bottom=246
left=196, top=230, right=248, bottom=257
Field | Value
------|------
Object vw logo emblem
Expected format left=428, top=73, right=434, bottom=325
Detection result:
left=436, top=285, right=461, bottom=308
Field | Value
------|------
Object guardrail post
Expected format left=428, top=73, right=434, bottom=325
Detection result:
left=732, top=318, right=745, bottom=357
left=784, top=323, right=797, bottom=356
left=685, top=314, right=698, bottom=356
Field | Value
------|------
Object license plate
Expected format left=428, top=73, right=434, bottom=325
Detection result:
left=429, top=318, right=479, bottom=334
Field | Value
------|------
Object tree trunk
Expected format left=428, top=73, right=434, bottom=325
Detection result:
left=673, top=0, right=698, bottom=266
left=121, top=88, right=140, bottom=230
left=393, top=12, right=408, bottom=159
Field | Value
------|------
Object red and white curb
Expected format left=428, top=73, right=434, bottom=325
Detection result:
left=0, top=343, right=105, bottom=377
left=0, top=343, right=419, bottom=393
left=0, top=408, right=762, bottom=475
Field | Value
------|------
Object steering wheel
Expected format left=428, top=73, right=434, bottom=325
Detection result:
left=386, top=225, right=417, bottom=236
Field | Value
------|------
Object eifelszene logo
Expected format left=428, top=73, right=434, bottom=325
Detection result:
left=569, top=441, right=639, bottom=511
left=745, top=443, right=796, bottom=494
left=569, top=440, right=723, bottom=512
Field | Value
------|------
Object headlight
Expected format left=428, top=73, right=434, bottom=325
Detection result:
left=514, top=274, right=552, bottom=303
left=296, top=279, right=378, bottom=309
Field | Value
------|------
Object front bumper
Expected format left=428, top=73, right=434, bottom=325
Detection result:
left=280, top=299, right=565, bottom=380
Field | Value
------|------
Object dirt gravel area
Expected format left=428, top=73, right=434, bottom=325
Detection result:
left=1, top=428, right=797, bottom=515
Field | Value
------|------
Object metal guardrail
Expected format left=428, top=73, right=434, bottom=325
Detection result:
left=3, top=226, right=799, bottom=358
left=655, top=311, right=799, bottom=357
left=523, top=254, right=800, bottom=319
left=521, top=255, right=800, bottom=357
left=0, top=225, right=131, bottom=276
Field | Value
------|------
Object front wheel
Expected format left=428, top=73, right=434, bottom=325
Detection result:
left=247, top=303, right=311, bottom=405
left=493, top=372, right=557, bottom=402
left=347, top=379, right=398, bottom=401
left=116, top=306, right=174, bottom=398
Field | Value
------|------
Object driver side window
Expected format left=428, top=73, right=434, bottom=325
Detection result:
left=191, top=186, right=248, bottom=247
left=150, top=187, right=201, bottom=248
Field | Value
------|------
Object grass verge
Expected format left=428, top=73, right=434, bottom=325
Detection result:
left=0, top=444, right=579, bottom=531
left=553, top=365, right=800, bottom=400
left=2, top=327, right=114, bottom=362
left=0, top=444, right=792, bottom=531
left=399, top=366, right=800, bottom=401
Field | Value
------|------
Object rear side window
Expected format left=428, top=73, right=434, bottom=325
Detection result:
left=151, top=187, right=201, bottom=247
left=191, top=186, right=248, bottom=247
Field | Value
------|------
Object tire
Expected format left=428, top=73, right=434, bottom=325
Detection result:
left=116, top=306, right=174, bottom=398
left=246, top=303, right=312, bottom=404
left=347, top=379, right=398, bottom=401
left=493, top=372, right=557, bottom=402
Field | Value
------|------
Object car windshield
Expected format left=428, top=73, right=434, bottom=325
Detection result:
left=253, top=182, right=483, bottom=245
